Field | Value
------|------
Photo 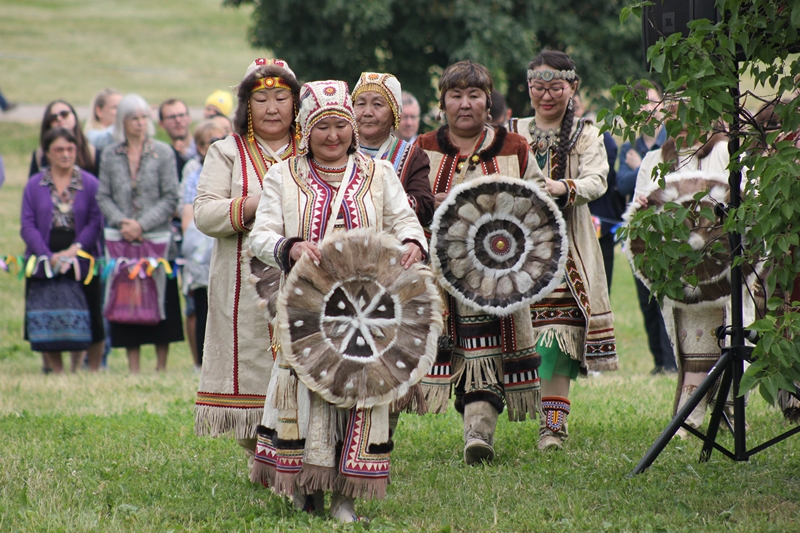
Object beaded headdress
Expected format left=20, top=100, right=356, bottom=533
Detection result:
left=351, top=72, right=403, bottom=130
left=235, top=58, right=301, bottom=141
left=296, top=80, right=359, bottom=153
left=527, top=69, right=577, bottom=82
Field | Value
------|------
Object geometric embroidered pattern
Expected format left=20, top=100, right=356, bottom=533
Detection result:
left=542, top=396, right=570, bottom=432
left=340, top=408, right=390, bottom=480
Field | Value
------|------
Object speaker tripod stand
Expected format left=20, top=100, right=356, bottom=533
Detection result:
left=629, top=81, right=800, bottom=472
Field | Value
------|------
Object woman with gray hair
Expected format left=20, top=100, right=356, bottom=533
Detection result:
left=97, top=93, right=183, bottom=373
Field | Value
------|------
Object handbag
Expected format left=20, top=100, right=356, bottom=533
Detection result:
left=26, top=275, right=92, bottom=352
left=103, top=229, right=171, bottom=326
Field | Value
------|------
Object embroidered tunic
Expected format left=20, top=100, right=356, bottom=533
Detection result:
left=360, top=133, right=435, bottom=225
left=247, top=152, right=427, bottom=500
left=193, top=133, right=298, bottom=440
left=415, top=125, right=547, bottom=420
left=510, top=117, right=618, bottom=374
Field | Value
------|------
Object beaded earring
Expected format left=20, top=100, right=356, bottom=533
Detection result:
left=293, top=102, right=302, bottom=143
left=247, top=103, right=254, bottom=142
left=436, top=102, right=443, bottom=122
left=568, top=98, right=574, bottom=111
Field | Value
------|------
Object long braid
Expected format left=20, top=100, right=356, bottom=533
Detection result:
left=553, top=102, right=575, bottom=182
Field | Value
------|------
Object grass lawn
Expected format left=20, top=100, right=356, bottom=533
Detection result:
left=0, top=0, right=265, bottom=109
left=1, top=121, right=799, bottom=532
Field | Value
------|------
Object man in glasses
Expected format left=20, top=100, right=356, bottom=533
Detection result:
left=159, top=98, right=196, bottom=177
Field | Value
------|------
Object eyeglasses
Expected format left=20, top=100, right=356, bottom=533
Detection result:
left=48, top=110, right=72, bottom=122
left=529, top=85, right=568, bottom=99
left=163, top=113, right=188, bottom=121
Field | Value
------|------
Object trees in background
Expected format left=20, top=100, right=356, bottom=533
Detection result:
left=225, top=0, right=645, bottom=115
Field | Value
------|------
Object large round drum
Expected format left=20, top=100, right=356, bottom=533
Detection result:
left=624, top=171, right=733, bottom=307
left=276, top=228, right=443, bottom=408
left=430, top=175, right=568, bottom=315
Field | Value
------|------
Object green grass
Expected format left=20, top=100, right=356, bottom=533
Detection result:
left=0, top=0, right=264, bottom=108
left=2, top=121, right=800, bottom=531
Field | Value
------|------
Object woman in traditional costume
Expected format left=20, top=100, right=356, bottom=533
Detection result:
left=352, top=72, right=435, bottom=226
left=631, top=120, right=732, bottom=438
left=508, top=50, right=617, bottom=451
left=193, top=59, right=302, bottom=472
left=247, top=80, right=428, bottom=522
left=416, top=61, right=546, bottom=464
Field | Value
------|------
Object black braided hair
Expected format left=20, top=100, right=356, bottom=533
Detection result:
left=528, top=50, right=579, bottom=182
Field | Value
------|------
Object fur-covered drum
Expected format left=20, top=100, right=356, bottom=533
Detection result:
left=430, top=175, right=568, bottom=315
left=624, top=171, right=732, bottom=307
left=276, top=228, right=443, bottom=408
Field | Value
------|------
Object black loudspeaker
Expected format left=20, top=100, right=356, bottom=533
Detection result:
left=642, top=0, right=719, bottom=66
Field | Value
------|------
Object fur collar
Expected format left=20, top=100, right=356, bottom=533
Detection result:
left=435, top=125, right=508, bottom=161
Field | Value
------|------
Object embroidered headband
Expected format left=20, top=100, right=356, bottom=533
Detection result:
left=251, top=76, right=294, bottom=93
left=527, top=69, right=577, bottom=82
left=351, top=72, right=403, bottom=130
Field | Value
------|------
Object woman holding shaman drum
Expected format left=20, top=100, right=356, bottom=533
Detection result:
left=193, top=59, right=303, bottom=475
left=509, top=50, right=618, bottom=451
left=416, top=61, right=549, bottom=465
left=248, top=80, right=429, bottom=522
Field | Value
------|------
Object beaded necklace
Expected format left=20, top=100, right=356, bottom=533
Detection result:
left=529, top=123, right=560, bottom=155
left=311, top=158, right=347, bottom=173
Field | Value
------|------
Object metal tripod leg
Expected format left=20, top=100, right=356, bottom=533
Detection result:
left=630, top=351, right=731, bottom=475
left=700, top=354, right=733, bottom=462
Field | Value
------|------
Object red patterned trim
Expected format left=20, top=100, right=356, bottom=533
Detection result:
left=196, top=392, right=266, bottom=408
left=565, top=251, right=591, bottom=315
left=233, top=234, right=242, bottom=394
left=563, top=179, right=577, bottom=207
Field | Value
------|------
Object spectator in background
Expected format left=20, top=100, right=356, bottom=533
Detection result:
left=84, top=88, right=122, bottom=147
left=0, top=87, right=16, bottom=112
left=21, top=128, right=105, bottom=373
left=30, top=100, right=96, bottom=177
left=489, top=89, right=512, bottom=128
left=158, top=98, right=196, bottom=177
left=203, top=90, right=234, bottom=119
left=398, top=91, right=421, bottom=142
left=210, top=114, right=233, bottom=137
left=97, top=93, right=183, bottom=373
left=180, top=120, right=225, bottom=371
left=616, top=83, right=675, bottom=375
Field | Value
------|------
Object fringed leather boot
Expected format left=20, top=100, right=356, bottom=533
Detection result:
left=463, top=401, right=499, bottom=465
left=539, top=396, right=570, bottom=451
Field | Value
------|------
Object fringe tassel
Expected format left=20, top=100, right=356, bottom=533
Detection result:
left=532, top=327, right=583, bottom=362
left=272, top=471, right=297, bottom=497
left=683, top=359, right=718, bottom=374
left=419, top=382, right=450, bottom=414
left=505, top=387, right=541, bottom=422
left=194, top=405, right=263, bottom=440
left=273, top=365, right=298, bottom=410
left=295, top=464, right=338, bottom=493
left=335, top=475, right=388, bottom=501
left=461, top=356, right=502, bottom=392
left=249, top=459, right=276, bottom=488
left=390, top=384, right=428, bottom=415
